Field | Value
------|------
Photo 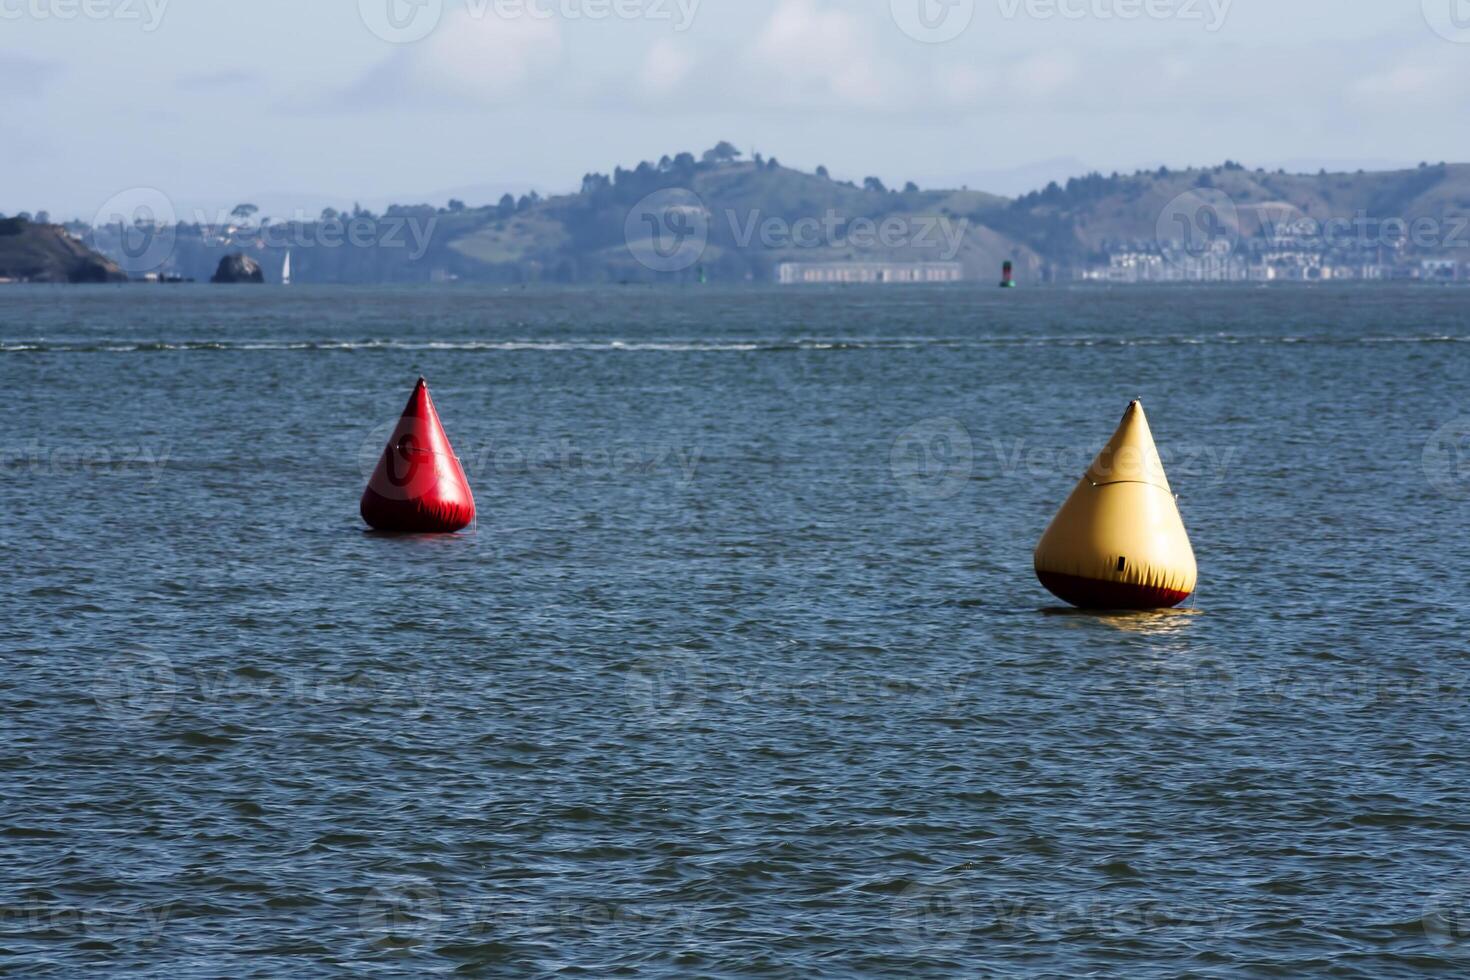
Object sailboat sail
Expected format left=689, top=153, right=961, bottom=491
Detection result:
left=282, top=250, right=293, bottom=286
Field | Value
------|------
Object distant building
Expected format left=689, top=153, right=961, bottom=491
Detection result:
left=1084, top=244, right=1432, bottom=284
left=1092, top=252, right=1166, bottom=283
left=777, top=262, right=964, bottom=285
left=1422, top=259, right=1459, bottom=281
left=1087, top=251, right=1247, bottom=283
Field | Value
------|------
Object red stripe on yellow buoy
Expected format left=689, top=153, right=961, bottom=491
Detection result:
left=1034, top=401, right=1197, bottom=609
left=360, top=378, right=476, bottom=534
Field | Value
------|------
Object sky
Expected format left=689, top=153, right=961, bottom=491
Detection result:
left=3, top=0, right=1468, bottom=220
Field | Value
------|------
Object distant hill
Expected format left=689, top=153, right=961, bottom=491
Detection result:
left=989, top=161, right=1470, bottom=266
left=445, top=153, right=1029, bottom=282
left=82, top=149, right=1470, bottom=284
left=0, top=218, right=126, bottom=283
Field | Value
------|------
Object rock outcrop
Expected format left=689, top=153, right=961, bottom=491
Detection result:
left=210, top=253, right=265, bottom=284
left=0, top=218, right=127, bottom=283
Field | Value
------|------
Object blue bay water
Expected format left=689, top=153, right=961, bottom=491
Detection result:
left=3, top=283, right=1470, bottom=976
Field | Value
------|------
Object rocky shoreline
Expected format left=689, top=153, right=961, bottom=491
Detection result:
left=0, top=218, right=127, bottom=283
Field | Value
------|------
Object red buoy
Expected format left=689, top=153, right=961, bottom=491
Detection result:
left=360, top=378, right=476, bottom=534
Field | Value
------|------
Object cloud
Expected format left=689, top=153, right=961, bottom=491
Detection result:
left=340, top=10, right=562, bottom=109
left=733, top=3, right=1082, bottom=116
left=176, top=69, right=262, bottom=91
left=1351, top=60, right=1458, bottom=102
left=1010, top=52, right=1077, bottom=98
left=931, top=52, right=1076, bottom=109
left=744, top=0, right=903, bottom=110
left=0, top=53, right=62, bottom=98
left=637, top=38, right=695, bottom=100
left=934, top=64, right=993, bottom=107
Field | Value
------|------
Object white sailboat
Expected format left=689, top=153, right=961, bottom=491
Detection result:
left=281, top=250, right=293, bottom=286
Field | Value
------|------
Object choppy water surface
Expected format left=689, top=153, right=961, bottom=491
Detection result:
left=4, top=284, right=1470, bottom=977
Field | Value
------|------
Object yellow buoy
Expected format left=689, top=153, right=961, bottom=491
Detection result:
left=1034, top=401, right=1197, bottom=609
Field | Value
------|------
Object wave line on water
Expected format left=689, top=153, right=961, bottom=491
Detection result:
left=4, top=335, right=1468, bottom=354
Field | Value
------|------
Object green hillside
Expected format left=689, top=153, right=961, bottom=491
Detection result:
left=991, top=162, right=1470, bottom=264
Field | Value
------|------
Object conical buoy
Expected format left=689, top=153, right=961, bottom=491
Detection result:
left=1034, top=401, right=1196, bottom=609
left=360, top=378, right=476, bottom=534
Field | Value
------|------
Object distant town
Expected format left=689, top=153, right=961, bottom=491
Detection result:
left=1086, top=233, right=1463, bottom=284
